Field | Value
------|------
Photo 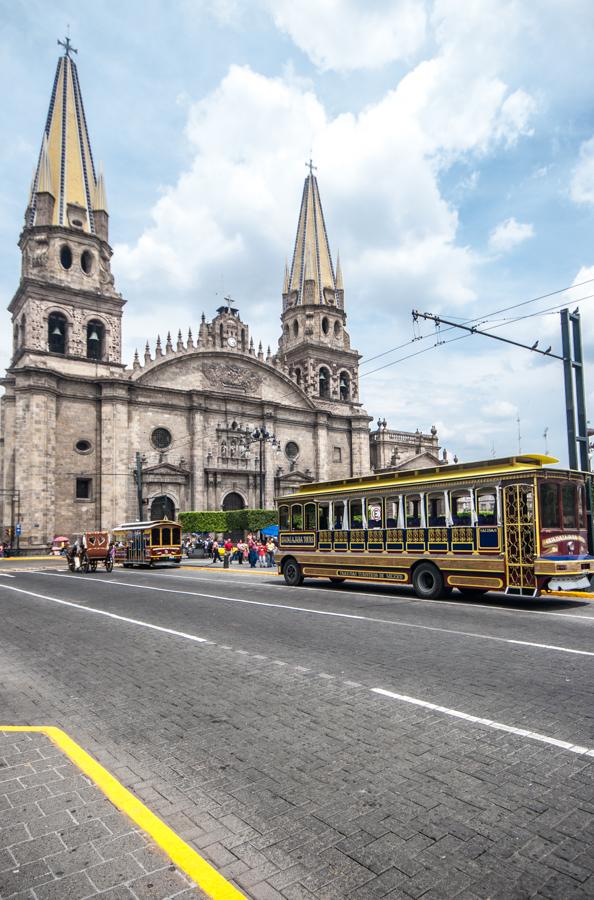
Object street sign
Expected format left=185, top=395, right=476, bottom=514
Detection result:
left=15, top=523, right=21, bottom=536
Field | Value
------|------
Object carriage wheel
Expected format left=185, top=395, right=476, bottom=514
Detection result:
left=90, top=560, right=98, bottom=573
left=81, top=552, right=90, bottom=574
left=105, top=556, right=114, bottom=573
left=67, top=557, right=75, bottom=573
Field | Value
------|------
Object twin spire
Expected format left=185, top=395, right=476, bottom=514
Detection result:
left=28, top=43, right=107, bottom=233
left=286, top=167, right=342, bottom=303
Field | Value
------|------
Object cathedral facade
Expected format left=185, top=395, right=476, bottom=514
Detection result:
left=0, top=47, right=376, bottom=550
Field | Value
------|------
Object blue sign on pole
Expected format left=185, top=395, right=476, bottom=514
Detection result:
left=15, top=523, right=21, bottom=537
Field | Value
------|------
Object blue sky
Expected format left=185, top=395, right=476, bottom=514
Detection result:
left=3, top=0, right=594, bottom=465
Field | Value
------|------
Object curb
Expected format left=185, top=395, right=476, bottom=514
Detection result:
left=1, top=726, right=245, bottom=900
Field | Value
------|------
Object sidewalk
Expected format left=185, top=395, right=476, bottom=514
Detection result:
left=0, top=729, right=202, bottom=899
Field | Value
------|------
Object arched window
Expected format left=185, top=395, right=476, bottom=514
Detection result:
left=293, top=320, right=299, bottom=337
left=322, top=317, right=329, bottom=335
left=86, top=320, right=104, bottom=360
left=20, top=315, right=26, bottom=347
left=48, top=312, right=67, bottom=354
left=222, top=491, right=246, bottom=511
left=219, top=323, right=224, bottom=347
left=294, top=367, right=302, bottom=386
left=241, top=328, right=246, bottom=351
left=339, top=371, right=350, bottom=400
left=319, top=366, right=330, bottom=398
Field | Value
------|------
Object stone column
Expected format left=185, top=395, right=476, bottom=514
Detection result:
left=100, top=382, right=131, bottom=528
left=189, top=394, right=205, bottom=510
left=14, top=379, right=57, bottom=549
left=351, top=416, right=372, bottom=476
left=314, top=411, right=330, bottom=481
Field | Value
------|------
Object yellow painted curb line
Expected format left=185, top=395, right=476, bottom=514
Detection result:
left=0, top=726, right=245, bottom=900
left=0, top=555, right=58, bottom=562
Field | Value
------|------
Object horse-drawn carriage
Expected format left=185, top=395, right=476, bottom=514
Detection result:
left=67, top=531, right=114, bottom=573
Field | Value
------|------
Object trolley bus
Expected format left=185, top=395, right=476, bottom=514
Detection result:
left=276, top=455, right=594, bottom=598
left=112, top=519, right=182, bottom=567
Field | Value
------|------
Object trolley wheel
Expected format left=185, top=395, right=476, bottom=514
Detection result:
left=329, top=577, right=345, bottom=585
left=105, top=556, right=114, bottom=573
left=90, top=561, right=98, bottom=573
left=283, top=558, right=303, bottom=587
left=412, top=562, right=445, bottom=599
left=81, top=553, right=90, bottom=574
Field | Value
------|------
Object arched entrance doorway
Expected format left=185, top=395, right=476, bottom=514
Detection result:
left=222, top=491, right=246, bottom=511
left=150, top=495, right=175, bottom=520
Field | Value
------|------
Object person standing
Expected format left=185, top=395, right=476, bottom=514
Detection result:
left=248, top=543, right=258, bottom=568
left=211, top=539, right=220, bottom=563
left=266, top=538, right=276, bottom=568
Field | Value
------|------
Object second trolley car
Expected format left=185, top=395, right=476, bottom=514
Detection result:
left=112, top=519, right=182, bottom=567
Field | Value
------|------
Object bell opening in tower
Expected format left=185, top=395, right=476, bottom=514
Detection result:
left=86, top=320, right=104, bottom=360
left=48, top=313, right=67, bottom=354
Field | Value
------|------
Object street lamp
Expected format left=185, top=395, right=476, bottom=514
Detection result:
left=239, top=426, right=281, bottom=508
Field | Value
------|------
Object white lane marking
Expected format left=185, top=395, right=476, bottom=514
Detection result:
left=371, top=688, right=594, bottom=757
left=30, top=573, right=594, bottom=658
left=0, top=584, right=210, bottom=645
left=2, top=580, right=592, bottom=759
left=0, top=573, right=15, bottom=578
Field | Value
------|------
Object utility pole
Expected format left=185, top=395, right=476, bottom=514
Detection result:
left=135, top=452, right=143, bottom=520
left=412, top=306, right=593, bottom=551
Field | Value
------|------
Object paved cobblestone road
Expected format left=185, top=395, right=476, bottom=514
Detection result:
left=1, top=565, right=593, bottom=899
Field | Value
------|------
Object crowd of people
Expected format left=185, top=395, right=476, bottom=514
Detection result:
left=182, top=534, right=278, bottom=567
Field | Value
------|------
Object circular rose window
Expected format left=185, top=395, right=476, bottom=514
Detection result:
left=285, top=441, right=299, bottom=460
left=151, top=427, right=172, bottom=449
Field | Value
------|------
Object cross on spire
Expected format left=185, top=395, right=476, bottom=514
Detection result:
left=306, top=157, right=317, bottom=177
left=58, top=29, right=77, bottom=58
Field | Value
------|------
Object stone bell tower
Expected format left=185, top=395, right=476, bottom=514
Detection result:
left=9, top=37, right=125, bottom=368
left=277, top=162, right=360, bottom=406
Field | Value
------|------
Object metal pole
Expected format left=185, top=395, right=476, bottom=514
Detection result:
left=10, top=492, right=15, bottom=557
left=570, top=311, right=593, bottom=553
left=135, top=452, right=143, bottom=520
left=15, top=491, right=20, bottom=556
left=571, top=312, right=589, bottom=471
left=260, top=435, right=264, bottom=509
left=561, top=309, right=578, bottom=470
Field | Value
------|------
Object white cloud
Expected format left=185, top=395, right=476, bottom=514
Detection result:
left=488, top=217, right=534, bottom=253
left=265, top=0, right=427, bottom=72
left=570, top=136, right=594, bottom=205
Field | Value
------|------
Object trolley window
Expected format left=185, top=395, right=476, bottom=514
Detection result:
left=172, top=526, right=181, bottom=544
left=151, top=527, right=160, bottom=545
left=451, top=490, right=472, bottom=525
left=304, top=503, right=316, bottom=530
left=291, top=504, right=303, bottom=530
left=367, top=498, right=383, bottom=529
left=333, top=500, right=345, bottom=529
left=349, top=498, right=363, bottom=528
left=561, top=484, right=576, bottom=528
left=161, top=526, right=171, bottom=545
left=279, top=505, right=289, bottom=529
left=540, top=483, right=560, bottom=528
left=427, top=493, right=446, bottom=527
left=318, top=502, right=329, bottom=530
left=406, top=495, right=421, bottom=527
left=477, top=490, right=496, bottom=525
left=386, top=497, right=399, bottom=528
left=578, top=485, right=586, bottom=529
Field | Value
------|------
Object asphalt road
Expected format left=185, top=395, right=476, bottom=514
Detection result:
left=1, top=563, right=594, bottom=898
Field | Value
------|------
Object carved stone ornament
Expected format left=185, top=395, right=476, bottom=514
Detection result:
left=203, top=364, right=262, bottom=394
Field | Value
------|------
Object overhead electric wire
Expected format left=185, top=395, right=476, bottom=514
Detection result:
left=359, top=275, right=594, bottom=368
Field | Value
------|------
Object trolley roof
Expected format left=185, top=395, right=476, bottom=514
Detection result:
left=113, top=519, right=180, bottom=530
left=277, top=454, right=562, bottom=502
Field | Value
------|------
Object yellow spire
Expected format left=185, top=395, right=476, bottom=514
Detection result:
left=335, top=250, right=343, bottom=291
left=93, top=163, right=108, bottom=213
left=28, top=45, right=99, bottom=233
left=37, top=134, right=54, bottom=195
left=288, top=164, right=337, bottom=304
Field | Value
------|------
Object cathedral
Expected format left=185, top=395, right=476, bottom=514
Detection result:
left=0, top=45, right=442, bottom=551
